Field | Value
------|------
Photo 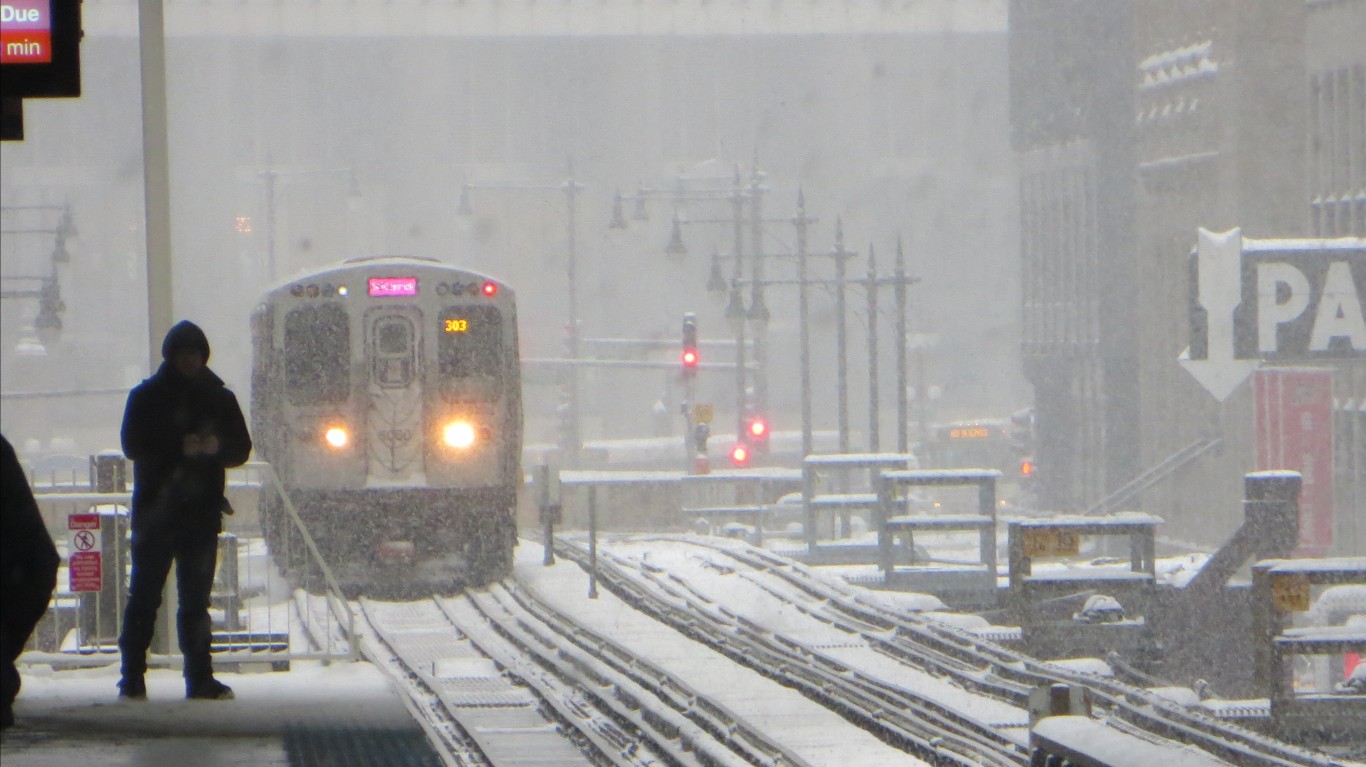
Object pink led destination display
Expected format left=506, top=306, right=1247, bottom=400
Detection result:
left=368, top=277, right=418, bottom=297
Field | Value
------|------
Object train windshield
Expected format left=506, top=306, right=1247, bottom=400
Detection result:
left=437, top=305, right=503, bottom=396
left=283, top=304, right=351, bottom=405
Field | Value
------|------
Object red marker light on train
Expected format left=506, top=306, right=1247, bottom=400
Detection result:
left=482, top=282, right=497, bottom=297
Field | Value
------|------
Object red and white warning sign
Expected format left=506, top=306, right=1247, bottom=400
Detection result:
left=68, top=513, right=102, bottom=592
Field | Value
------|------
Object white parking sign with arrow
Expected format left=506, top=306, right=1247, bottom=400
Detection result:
left=1180, top=227, right=1365, bottom=401
left=1179, top=228, right=1258, bottom=401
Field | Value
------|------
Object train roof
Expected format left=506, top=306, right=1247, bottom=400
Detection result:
left=258, top=255, right=513, bottom=299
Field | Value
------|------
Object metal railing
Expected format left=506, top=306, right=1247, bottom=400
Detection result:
left=1083, top=437, right=1222, bottom=516
left=21, top=460, right=358, bottom=670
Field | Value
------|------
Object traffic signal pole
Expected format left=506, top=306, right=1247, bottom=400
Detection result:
left=681, top=313, right=703, bottom=473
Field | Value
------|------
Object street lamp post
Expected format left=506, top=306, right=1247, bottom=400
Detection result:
left=796, top=191, right=813, bottom=459
left=461, top=168, right=585, bottom=465
left=832, top=220, right=853, bottom=454
left=613, top=167, right=758, bottom=444
left=746, top=168, right=770, bottom=421
left=863, top=242, right=920, bottom=455
left=867, top=244, right=879, bottom=452
left=1, top=206, right=76, bottom=350
left=730, top=175, right=748, bottom=440
left=895, top=238, right=909, bottom=455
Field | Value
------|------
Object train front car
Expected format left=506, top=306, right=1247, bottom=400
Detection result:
left=251, top=256, right=522, bottom=595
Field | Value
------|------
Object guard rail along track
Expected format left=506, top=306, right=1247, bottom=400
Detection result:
left=554, top=535, right=1346, bottom=767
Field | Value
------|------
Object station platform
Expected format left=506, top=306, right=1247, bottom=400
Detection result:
left=0, top=661, right=441, bottom=767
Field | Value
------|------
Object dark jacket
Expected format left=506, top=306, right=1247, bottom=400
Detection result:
left=121, top=321, right=252, bottom=535
left=1, top=434, right=59, bottom=605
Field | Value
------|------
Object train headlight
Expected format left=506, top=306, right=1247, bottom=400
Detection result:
left=324, top=426, right=349, bottom=449
left=443, top=420, right=477, bottom=449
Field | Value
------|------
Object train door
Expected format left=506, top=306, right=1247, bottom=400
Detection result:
left=365, top=307, right=425, bottom=484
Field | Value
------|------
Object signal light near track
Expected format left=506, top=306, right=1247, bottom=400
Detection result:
left=746, top=415, right=769, bottom=454
left=729, top=443, right=750, bottom=467
left=681, top=312, right=698, bottom=378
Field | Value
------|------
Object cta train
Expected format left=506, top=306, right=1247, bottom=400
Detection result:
left=250, top=256, right=522, bottom=593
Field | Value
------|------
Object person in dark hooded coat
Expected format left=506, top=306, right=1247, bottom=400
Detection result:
left=117, top=320, right=251, bottom=701
left=1, top=433, right=60, bottom=729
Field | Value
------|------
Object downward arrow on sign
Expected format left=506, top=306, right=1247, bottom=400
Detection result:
left=1179, top=227, right=1258, bottom=401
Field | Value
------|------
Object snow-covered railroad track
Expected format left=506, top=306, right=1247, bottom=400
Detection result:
left=453, top=584, right=804, bottom=767
left=550, top=537, right=1030, bottom=767
left=355, top=597, right=598, bottom=767
left=685, top=537, right=1346, bottom=767
left=578, top=535, right=1344, bottom=767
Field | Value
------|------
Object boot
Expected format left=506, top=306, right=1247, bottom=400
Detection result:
left=118, top=674, right=147, bottom=701
left=185, top=676, right=233, bottom=700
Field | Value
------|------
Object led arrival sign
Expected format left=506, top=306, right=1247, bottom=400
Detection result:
left=0, top=0, right=80, bottom=98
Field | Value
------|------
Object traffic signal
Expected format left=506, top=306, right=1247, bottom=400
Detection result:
left=745, top=415, right=770, bottom=455
left=729, top=443, right=751, bottom=467
left=681, top=313, right=698, bottom=376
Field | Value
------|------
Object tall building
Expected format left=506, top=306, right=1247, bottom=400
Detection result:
left=1010, top=0, right=1364, bottom=552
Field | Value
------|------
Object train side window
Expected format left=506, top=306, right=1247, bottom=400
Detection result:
left=284, top=304, right=350, bottom=405
left=438, top=306, right=503, bottom=392
left=371, top=315, right=415, bottom=388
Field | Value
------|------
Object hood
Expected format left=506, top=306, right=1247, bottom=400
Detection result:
left=161, top=320, right=211, bottom=362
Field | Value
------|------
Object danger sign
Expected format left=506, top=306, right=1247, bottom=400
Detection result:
left=68, top=512, right=102, bottom=592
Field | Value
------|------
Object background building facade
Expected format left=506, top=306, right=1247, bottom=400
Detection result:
left=1010, top=0, right=1364, bottom=553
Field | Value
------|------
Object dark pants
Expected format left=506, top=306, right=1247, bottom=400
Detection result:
left=119, top=527, right=219, bottom=682
left=2, top=571, right=57, bottom=711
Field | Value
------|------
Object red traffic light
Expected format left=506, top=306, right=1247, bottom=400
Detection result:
left=1020, top=459, right=1034, bottom=477
left=748, top=418, right=767, bottom=439
left=682, top=348, right=699, bottom=367
left=729, top=443, right=750, bottom=466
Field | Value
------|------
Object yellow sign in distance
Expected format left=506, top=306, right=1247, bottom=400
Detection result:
left=1021, top=527, right=1081, bottom=558
left=693, top=403, right=713, bottom=425
left=1271, top=572, right=1311, bottom=612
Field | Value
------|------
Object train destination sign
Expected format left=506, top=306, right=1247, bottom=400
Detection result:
left=368, top=276, right=418, bottom=297
left=1180, top=228, right=1365, bottom=401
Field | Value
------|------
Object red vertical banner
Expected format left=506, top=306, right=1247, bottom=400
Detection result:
left=1254, top=368, right=1335, bottom=555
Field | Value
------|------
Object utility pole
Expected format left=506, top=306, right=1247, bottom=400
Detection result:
left=747, top=167, right=769, bottom=421
left=895, top=237, right=909, bottom=455
left=728, top=172, right=748, bottom=441
left=832, top=220, right=853, bottom=455
left=797, top=191, right=814, bottom=459
left=867, top=244, right=879, bottom=452
left=460, top=164, right=584, bottom=465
